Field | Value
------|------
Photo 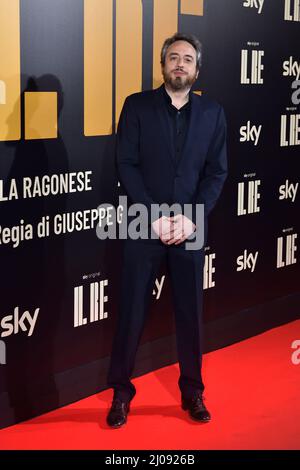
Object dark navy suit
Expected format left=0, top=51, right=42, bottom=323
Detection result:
left=107, top=83, right=227, bottom=402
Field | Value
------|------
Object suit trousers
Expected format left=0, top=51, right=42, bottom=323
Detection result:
left=107, top=237, right=205, bottom=402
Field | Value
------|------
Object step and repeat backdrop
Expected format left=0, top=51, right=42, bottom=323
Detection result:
left=0, top=0, right=299, bottom=427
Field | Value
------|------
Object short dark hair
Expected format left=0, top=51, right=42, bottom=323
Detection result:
left=160, top=32, right=202, bottom=70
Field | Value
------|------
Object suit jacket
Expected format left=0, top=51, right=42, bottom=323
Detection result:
left=116, top=83, right=228, bottom=227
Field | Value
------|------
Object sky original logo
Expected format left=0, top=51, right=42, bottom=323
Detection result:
left=237, top=180, right=261, bottom=216
left=74, top=280, right=109, bottom=328
left=241, top=47, right=264, bottom=85
left=280, top=113, right=300, bottom=146
left=0, top=306, right=40, bottom=338
left=283, top=57, right=300, bottom=80
left=237, top=250, right=259, bottom=273
left=279, top=180, right=299, bottom=202
left=277, top=232, right=297, bottom=268
left=284, top=0, right=300, bottom=21
left=152, top=276, right=165, bottom=300
left=204, top=252, right=216, bottom=289
left=243, top=0, right=265, bottom=14
left=240, top=121, right=262, bottom=146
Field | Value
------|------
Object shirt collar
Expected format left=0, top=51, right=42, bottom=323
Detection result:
left=162, top=84, right=192, bottom=110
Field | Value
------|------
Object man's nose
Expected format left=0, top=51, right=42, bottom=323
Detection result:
left=176, top=57, right=184, bottom=67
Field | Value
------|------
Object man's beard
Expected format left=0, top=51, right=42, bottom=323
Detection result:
left=162, top=68, right=197, bottom=91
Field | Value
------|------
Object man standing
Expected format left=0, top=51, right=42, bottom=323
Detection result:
left=106, top=32, right=227, bottom=427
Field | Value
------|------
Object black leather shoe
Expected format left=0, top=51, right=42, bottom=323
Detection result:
left=182, top=392, right=211, bottom=422
left=106, top=398, right=131, bottom=428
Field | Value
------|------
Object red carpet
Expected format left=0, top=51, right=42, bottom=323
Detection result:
left=0, top=320, right=299, bottom=450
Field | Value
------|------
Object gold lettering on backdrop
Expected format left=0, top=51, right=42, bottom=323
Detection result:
left=84, top=0, right=113, bottom=136
left=181, top=0, right=204, bottom=16
left=85, top=0, right=203, bottom=133
left=0, top=0, right=20, bottom=141
left=0, top=0, right=204, bottom=140
left=115, top=0, right=142, bottom=128
left=25, top=92, right=57, bottom=140
left=153, top=0, right=178, bottom=88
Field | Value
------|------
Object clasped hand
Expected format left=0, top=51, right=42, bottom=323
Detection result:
left=151, top=214, right=196, bottom=245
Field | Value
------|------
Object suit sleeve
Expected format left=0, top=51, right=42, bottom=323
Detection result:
left=193, top=105, right=228, bottom=220
left=116, top=96, right=157, bottom=214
